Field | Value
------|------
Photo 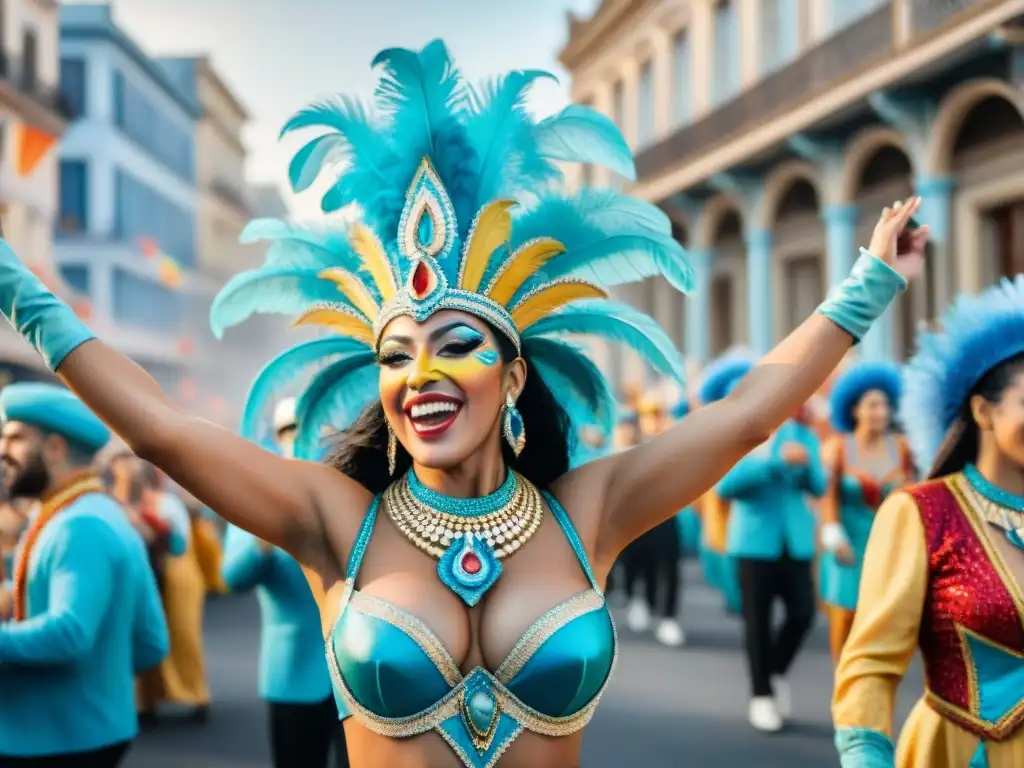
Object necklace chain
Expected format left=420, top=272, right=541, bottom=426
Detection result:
left=385, top=471, right=544, bottom=559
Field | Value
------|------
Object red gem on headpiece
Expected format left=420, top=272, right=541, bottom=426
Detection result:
left=411, top=261, right=431, bottom=299
left=460, top=552, right=482, bottom=575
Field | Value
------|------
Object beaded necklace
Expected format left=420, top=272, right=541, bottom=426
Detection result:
left=963, top=463, right=1024, bottom=551
left=384, top=470, right=543, bottom=606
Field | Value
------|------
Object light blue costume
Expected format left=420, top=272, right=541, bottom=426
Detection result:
left=0, top=32, right=905, bottom=768
left=720, top=419, right=827, bottom=561
left=697, top=356, right=754, bottom=614
left=160, top=491, right=191, bottom=557
left=0, top=383, right=169, bottom=758
left=221, top=524, right=332, bottom=705
left=817, top=362, right=904, bottom=612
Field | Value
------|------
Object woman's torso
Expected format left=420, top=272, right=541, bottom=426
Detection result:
left=323, top=487, right=616, bottom=768
left=838, top=434, right=901, bottom=550
left=910, top=473, right=1024, bottom=752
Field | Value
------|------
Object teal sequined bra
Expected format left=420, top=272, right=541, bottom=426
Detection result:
left=327, top=491, right=618, bottom=768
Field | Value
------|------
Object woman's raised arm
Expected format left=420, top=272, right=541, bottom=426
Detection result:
left=0, top=238, right=369, bottom=570
left=593, top=198, right=927, bottom=553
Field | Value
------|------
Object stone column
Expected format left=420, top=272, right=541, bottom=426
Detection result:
left=685, top=249, right=713, bottom=364
left=746, top=228, right=773, bottom=354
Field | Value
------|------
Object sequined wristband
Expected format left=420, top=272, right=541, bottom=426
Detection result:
left=816, top=249, right=907, bottom=342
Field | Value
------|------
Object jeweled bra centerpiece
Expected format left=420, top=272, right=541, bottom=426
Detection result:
left=385, top=470, right=544, bottom=605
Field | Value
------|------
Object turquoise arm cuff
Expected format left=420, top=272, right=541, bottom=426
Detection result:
left=817, top=249, right=907, bottom=342
left=835, top=727, right=896, bottom=768
left=0, top=239, right=95, bottom=370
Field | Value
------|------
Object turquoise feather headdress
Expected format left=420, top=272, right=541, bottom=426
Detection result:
left=828, top=362, right=902, bottom=434
left=901, top=275, right=1024, bottom=474
left=213, top=40, right=691, bottom=460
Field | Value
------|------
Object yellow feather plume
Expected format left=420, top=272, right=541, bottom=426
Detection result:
left=511, top=282, right=608, bottom=331
left=318, top=268, right=379, bottom=320
left=350, top=224, right=397, bottom=302
left=486, top=238, right=566, bottom=307
left=459, top=200, right=516, bottom=293
left=292, top=308, right=374, bottom=346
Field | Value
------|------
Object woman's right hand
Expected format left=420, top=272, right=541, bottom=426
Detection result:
left=835, top=541, right=856, bottom=566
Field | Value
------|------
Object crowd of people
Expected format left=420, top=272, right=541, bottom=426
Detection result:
left=2, top=39, right=1024, bottom=768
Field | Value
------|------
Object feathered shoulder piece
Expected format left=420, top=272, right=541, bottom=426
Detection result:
left=828, top=361, right=902, bottom=434
left=902, top=275, right=1024, bottom=474
left=212, top=40, right=691, bottom=458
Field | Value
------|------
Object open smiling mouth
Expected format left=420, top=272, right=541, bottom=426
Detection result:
left=404, top=394, right=464, bottom=438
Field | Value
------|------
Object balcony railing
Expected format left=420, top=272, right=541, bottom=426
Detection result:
left=635, top=5, right=894, bottom=181
left=0, top=50, right=74, bottom=120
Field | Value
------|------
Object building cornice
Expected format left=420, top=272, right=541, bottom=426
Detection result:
left=559, top=0, right=658, bottom=72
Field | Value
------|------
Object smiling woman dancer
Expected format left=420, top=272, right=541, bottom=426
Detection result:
left=0, top=41, right=920, bottom=768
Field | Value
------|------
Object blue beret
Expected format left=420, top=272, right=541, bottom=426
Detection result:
left=828, top=362, right=902, bottom=434
left=0, top=383, right=111, bottom=453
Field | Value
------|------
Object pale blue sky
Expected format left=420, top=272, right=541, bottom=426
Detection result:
left=65, top=0, right=598, bottom=214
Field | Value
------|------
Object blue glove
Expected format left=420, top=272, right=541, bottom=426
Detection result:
left=0, top=239, right=94, bottom=369
left=817, top=249, right=907, bottom=342
left=835, top=727, right=895, bottom=768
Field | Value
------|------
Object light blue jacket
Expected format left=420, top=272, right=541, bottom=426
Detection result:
left=720, top=420, right=827, bottom=561
left=0, top=492, right=168, bottom=756
left=221, top=524, right=331, bottom=704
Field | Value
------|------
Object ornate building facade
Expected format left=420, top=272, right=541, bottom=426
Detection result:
left=561, top=0, right=1024, bottom=388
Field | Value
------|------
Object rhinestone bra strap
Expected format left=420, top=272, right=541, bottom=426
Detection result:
left=542, top=491, right=599, bottom=592
left=345, top=495, right=382, bottom=581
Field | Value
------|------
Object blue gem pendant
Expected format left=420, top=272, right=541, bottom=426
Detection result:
left=384, top=470, right=545, bottom=606
left=438, top=533, right=502, bottom=607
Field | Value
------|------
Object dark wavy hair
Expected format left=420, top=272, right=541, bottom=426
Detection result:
left=324, top=328, right=572, bottom=494
left=929, top=351, right=1024, bottom=479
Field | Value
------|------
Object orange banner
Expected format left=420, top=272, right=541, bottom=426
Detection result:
left=16, top=124, right=56, bottom=177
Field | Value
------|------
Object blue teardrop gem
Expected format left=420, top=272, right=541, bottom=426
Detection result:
left=509, top=408, right=524, bottom=440
left=1006, top=528, right=1024, bottom=552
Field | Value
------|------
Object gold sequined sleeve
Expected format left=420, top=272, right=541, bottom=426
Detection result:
left=832, top=491, right=927, bottom=736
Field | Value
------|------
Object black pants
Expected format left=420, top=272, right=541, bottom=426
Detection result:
left=622, top=519, right=682, bottom=619
left=269, top=697, right=349, bottom=768
left=0, top=742, right=130, bottom=768
left=737, top=554, right=815, bottom=698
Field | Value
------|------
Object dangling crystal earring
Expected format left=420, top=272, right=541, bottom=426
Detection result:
left=386, top=422, right=397, bottom=476
left=502, top=393, right=526, bottom=457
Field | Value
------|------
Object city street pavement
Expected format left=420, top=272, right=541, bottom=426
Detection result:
left=127, top=561, right=923, bottom=767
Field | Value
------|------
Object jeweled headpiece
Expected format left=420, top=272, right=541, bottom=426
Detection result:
left=212, top=40, right=692, bottom=459
left=902, top=274, right=1024, bottom=474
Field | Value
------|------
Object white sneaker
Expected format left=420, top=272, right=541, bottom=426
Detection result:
left=654, top=618, right=686, bottom=647
left=748, top=696, right=783, bottom=732
left=771, top=675, right=791, bottom=718
left=625, top=598, right=651, bottom=633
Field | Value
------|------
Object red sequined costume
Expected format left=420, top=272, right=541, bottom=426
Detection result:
left=833, top=474, right=1024, bottom=766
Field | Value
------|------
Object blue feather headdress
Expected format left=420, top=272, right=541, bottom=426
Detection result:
left=901, top=275, right=1024, bottom=474
left=698, top=356, right=754, bottom=405
left=828, top=361, right=902, bottom=434
left=215, top=41, right=691, bottom=459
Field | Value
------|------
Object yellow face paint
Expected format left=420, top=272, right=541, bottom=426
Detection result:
left=378, top=323, right=500, bottom=382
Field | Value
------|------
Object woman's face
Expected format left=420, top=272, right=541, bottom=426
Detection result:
left=854, top=389, right=891, bottom=434
left=377, top=310, right=524, bottom=470
left=980, top=371, right=1024, bottom=469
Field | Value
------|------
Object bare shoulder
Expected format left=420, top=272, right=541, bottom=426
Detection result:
left=293, top=458, right=377, bottom=579
left=549, top=458, right=613, bottom=561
